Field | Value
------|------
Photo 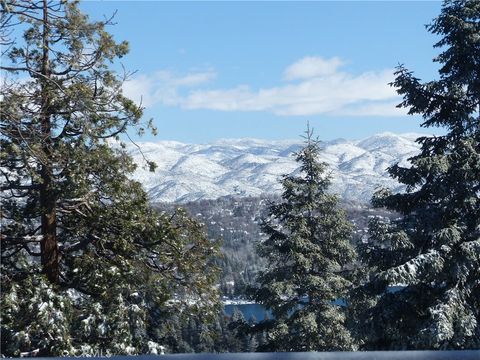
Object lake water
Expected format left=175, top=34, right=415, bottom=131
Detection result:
left=224, top=303, right=272, bottom=322
left=224, top=287, right=403, bottom=323
left=224, top=298, right=348, bottom=323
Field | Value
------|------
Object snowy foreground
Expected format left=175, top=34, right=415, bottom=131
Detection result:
left=127, top=132, right=423, bottom=204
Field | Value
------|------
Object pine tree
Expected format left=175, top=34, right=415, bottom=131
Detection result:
left=249, top=127, right=357, bottom=351
left=0, top=1, right=220, bottom=356
left=225, top=307, right=249, bottom=352
left=355, top=0, right=480, bottom=349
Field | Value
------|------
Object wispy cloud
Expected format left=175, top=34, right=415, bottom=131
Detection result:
left=123, top=69, right=216, bottom=107
left=123, top=56, right=405, bottom=117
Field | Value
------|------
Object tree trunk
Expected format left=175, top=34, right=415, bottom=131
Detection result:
left=39, top=0, right=59, bottom=284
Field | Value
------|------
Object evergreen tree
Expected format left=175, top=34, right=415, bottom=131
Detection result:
left=249, top=128, right=357, bottom=351
left=355, top=0, right=480, bottom=349
left=0, top=1, right=220, bottom=356
left=226, top=307, right=249, bottom=352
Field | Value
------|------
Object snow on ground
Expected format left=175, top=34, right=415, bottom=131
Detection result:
left=127, top=132, right=423, bottom=204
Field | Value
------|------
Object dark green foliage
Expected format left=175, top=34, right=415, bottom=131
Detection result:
left=249, top=129, right=357, bottom=351
left=355, top=0, right=480, bottom=350
left=0, top=1, right=220, bottom=355
left=147, top=308, right=259, bottom=353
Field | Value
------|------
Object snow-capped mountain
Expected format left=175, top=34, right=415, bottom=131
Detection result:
left=128, top=132, right=424, bottom=204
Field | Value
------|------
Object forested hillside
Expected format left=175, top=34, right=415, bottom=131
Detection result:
left=156, top=196, right=396, bottom=298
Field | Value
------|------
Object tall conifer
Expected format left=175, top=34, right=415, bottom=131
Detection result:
left=250, top=127, right=356, bottom=351
left=356, top=0, right=480, bottom=349
left=0, top=1, right=220, bottom=355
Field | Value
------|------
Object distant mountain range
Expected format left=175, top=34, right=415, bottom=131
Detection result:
left=128, top=132, right=425, bottom=204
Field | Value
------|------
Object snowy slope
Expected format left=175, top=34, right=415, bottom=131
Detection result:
left=128, top=132, right=423, bottom=204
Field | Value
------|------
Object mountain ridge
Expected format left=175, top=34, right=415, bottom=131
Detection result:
left=128, top=132, right=427, bottom=204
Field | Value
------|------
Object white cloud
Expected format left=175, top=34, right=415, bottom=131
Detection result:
left=123, top=56, right=404, bottom=117
left=123, top=69, right=216, bottom=107
left=182, top=65, right=400, bottom=116
left=283, top=56, right=344, bottom=80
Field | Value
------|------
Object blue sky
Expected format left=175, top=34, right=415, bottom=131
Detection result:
left=81, top=1, right=444, bottom=143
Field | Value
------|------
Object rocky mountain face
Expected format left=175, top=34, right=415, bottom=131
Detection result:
left=129, top=132, right=423, bottom=204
